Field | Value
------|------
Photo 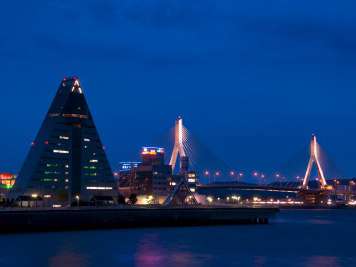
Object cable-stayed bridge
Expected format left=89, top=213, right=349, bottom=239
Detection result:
left=158, top=117, right=341, bottom=197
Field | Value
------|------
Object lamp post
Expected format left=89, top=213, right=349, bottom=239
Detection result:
left=75, top=195, right=80, bottom=207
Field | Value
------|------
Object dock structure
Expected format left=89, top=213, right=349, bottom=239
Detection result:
left=0, top=206, right=278, bottom=233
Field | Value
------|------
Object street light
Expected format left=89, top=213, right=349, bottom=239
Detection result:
left=31, top=193, right=38, bottom=208
left=214, top=171, right=221, bottom=183
left=75, top=195, right=80, bottom=207
left=204, top=170, right=211, bottom=184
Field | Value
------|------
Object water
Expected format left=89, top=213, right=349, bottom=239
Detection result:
left=1, top=209, right=356, bottom=267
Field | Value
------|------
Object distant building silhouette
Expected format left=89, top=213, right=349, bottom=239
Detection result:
left=12, top=77, right=116, bottom=204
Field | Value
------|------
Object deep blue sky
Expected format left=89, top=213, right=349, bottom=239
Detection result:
left=1, top=1, right=356, bottom=179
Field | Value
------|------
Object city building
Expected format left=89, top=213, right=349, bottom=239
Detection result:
left=0, top=173, right=16, bottom=197
left=118, top=162, right=140, bottom=172
left=186, top=171, right=198, bottom=193
left=118, top=147, right=172, bottom=204
left=11, top=77, right=116, bottom=205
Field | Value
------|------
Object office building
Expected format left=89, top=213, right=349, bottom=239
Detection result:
left=12, top=77, right=116, bottom=204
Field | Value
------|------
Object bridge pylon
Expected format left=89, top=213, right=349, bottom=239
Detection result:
left=169, top=116, right=189, bottom=174
left=302, top=134, right=328, bottom=189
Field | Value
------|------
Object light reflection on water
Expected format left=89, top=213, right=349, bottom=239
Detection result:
left=0, top=209, right=356, bottom=267
left=304, top=256, right=340, bottom=267
left=49, top=251, right=89, bottom=267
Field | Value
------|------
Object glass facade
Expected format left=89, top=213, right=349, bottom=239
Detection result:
left=12, top=77, right=116, bottom=203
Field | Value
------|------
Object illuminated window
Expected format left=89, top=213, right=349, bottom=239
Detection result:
left=71, top=80, right=83, bottom=94
left=46, top=163, right=59, bottom=167
left=188, top=178, right=196, bottom=183
left=84, top=138, right=90, bottom=142
left=90, top=159, right=98, bottom=163
left=44, top=171, right=59, bottom=175
left=62, top=114, right=87, bottom=119
left=53, top=149, right=69, bottom=154
left=59, top=136, right=69, bottom=140
left=86, top=186, right=113, bottom=190
left=190, top=188, right=196, bottom=192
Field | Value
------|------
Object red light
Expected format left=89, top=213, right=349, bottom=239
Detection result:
left=0, top=173, right=13, bottom=180
left=44, top=141, right=49, bottom=145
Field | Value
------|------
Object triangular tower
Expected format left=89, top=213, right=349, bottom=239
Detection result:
left=12, top=77, right=116, bottom=203
left=302, top=134, right=327, bottom=189
left=169, top=116, right=189, bottom=174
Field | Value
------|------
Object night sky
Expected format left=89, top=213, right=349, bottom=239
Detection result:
left=1, top=1, right=356, bottom=179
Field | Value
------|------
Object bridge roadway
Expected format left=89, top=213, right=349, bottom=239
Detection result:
left=198, top=183, right=300, bottom=193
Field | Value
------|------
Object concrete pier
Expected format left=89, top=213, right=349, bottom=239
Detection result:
left=0, top=206, right=279, bottom=233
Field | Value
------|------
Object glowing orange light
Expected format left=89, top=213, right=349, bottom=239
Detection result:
left=0, top=173, right=13, bottom=180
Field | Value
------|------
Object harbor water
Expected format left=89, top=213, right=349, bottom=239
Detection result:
left=0, top=209, right=356, bottom=267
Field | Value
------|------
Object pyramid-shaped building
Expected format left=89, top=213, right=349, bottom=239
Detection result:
left=13, top=77, right=116, bottom=203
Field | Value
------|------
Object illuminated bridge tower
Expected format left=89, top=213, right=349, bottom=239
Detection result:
left=12, top=77, right=116, bottom=203
left=302, top=134, right=328, bottom=189
left=169, top=116, right=189, bottom=174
